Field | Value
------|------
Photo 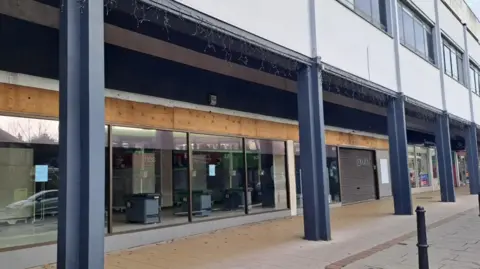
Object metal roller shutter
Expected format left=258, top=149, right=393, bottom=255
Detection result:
left=339, top=148, right=377, bottom=204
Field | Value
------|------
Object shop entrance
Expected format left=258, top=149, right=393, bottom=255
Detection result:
left=456, top=151, right=468, bottom=187
left=408, top=145, right=438, bottom=192
left=338, top=148, right=377, bottom=204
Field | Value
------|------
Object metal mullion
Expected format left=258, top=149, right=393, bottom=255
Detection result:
left=242, top=137, right=249, bottom=215
left=187, top=132, right=193, bottom=222
left=284, top=141, right=291, bottom=209
left=107, top=125, right=113, bottom=234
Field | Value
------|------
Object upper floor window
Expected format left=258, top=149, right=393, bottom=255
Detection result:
left=398, top=2, right=435, bottom=63
left=443, top=40, right=463, bottom=84
left=470, top=63, right=480, bottom=95
left=342, top=0, right=388, bottom=31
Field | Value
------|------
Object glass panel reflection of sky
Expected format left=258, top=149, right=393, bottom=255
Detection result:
left=0, top=116, right=59, bottom=144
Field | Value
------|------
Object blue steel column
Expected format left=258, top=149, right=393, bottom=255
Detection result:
left=297, top=62, right=331, bottom=241
left=432, top=0, right=454, bottom=202
left=466, top=125, right=479, bottom=194
left=389, top=0, right=412, bottom=215
left=462, top=23, right=480, bottom=195
left=435, top=113, right=456, bottom=202
left=387, top=95, right=412, bottom=215
left=57, top=0, right=105, bottom=269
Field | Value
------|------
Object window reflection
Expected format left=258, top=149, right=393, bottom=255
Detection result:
left=408, top=145, right=436, bottom=190
left=399, top=2, right=435, bottom=63
left=353, top=0, right=388, bottom=31
left=413, top=19, right=426, bottom=55
left=402, top=9, right=415, bottom=48
left=190, top=134, right=246, bottom=220
left=111, top=127, right=188, bottom=232
left=246, top=139, right=287, bottom=213
left=294, top=143, right=340, bottom=207
left=0, top=116, right=60, bottom=250
left=443, top=41, right=464, bottom=83
left=0, top=116, right=108, bottom=249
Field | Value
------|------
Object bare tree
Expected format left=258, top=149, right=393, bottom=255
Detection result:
left=4, top=118, right=58, bottom=144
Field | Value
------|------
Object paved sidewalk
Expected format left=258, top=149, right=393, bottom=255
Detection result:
left=341, top=209, right=480, bottom=269
left=34, top=188, right=478, bottom=269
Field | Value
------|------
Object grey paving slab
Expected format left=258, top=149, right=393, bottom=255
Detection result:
left=345, top=210, right=480, bottom=269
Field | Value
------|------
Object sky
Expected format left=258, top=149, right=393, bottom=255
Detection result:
left=466, top=0, right=480, bottom=18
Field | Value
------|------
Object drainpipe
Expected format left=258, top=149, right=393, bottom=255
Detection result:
left=463, top=23, right=475, bottom=123
left=308, top=0, right=319, bottom=61
left=434, top=0, right=447, bottom=111
left=391, top=0, right=403, bottom=93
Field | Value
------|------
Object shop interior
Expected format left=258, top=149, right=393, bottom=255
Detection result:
left=407, top=144, right=439, bottom=193
left=0, top=115, right=288, bottom=249
left=294, top=143, right=340, bottom=207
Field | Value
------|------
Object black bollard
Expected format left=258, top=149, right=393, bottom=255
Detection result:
left=478, top=192, right=480, bottom=217
left=416, top=206, right=429, bottom=269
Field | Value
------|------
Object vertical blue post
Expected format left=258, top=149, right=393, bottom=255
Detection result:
left=387, top=94, right=412, bottom=215
left=435, top=113, right=456, bottom=202
left=57, top=0, right=105, bottom=269
left=297, top=62, right=331, bottom=241
left=466, top=124, right=480, bottom=194
left=462, top=22, right=480, bottom=195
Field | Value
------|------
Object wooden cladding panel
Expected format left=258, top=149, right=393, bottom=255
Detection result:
left=325, top=130, right=389, bottom=150
left=0, top=83, right=388, bottom=149
left=0, top=83, right=59, bottom=118
left=105, top=98, right=174, bottom=130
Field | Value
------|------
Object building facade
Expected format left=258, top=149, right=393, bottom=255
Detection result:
left=0, top=0, right=480, bottom=268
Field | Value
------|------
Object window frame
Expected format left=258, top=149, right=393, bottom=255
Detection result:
left=470, top=62, right=480, bottom=95
left=398, top=1, right=435, bottom=64
left=442, top=40, right=464, bottom=84
left=339, top=0, right=389, bottom=32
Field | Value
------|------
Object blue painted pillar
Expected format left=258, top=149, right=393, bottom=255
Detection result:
left=387, top=94, right=412, bottom=215
left=297, top=62, right=331, bottom=241
left=435, top=113, right=456, bottom=202
left=57, top=1, right=106, bottom=269
left=466, top=124, right=480, bottom=194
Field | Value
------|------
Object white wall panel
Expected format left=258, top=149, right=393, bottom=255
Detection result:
left=315, top=0, right=396, bottom=91
left=173, top=0, right=311, bottom=56
left=473, top=95, right=480, bottom=124
left=400, top=47, right=443, bottom=109
left=411, top=0, right=435, bottom=21
left=468, top=33, right=480, bottom=65
left=444, top=76, right=471, bottom=120
left=440, top=3, right=464, bottom=49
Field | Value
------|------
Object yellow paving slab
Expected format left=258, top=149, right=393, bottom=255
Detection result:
left=36, top=187, right=471, bottom=269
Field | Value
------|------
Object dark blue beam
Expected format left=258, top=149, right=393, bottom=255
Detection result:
left=466, top=124, right=480, bottom=194
left=297, top=63, right=331, bottom=241
left=57, top=1, right=106, bottom=269
left=435, top=113, right=456, bottom=202
left=387, top=94, right=412, bottom=215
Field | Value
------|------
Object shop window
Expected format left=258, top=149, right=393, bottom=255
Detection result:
left=190, top=133, right=246, bottom=220
left=111, top=126, right=188, bottom=232
left=0, top=115, right=108, bottom=250
left=408, top=145, right=435, bottom=189
left=294, top=143, right=340, bottom=206
left=246, top=139, right=288, bottom=213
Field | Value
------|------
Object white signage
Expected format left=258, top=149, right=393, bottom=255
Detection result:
left=380, top=159, right=390, bottom=184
